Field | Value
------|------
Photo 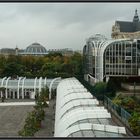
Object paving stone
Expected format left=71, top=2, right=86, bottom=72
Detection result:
left=0, top=105, right=34, bottom=136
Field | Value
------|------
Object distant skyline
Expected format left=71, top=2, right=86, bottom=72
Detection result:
left=0, top=3, right=139, bottom=50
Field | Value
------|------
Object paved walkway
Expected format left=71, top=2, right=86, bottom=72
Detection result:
left=0, top=106, right=34, bottom=137
left=0, top=102, right=35, bottom=106
left=0, top=99, right=35, bottom=102
left=34, top=99, right=56, bottom=137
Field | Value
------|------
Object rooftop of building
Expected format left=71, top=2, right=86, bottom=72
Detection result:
left=24, top=42, right=47, bottom=54
left=115, top=9, right=140, bottom=32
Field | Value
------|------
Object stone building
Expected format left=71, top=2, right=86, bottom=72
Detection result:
left=0, top=42, right=48, bottom=56
left=18, top=42, right=48, bottom=56
left=112, top=10, right=140, bottom=39
left=0, top=48, right=16, bottom=56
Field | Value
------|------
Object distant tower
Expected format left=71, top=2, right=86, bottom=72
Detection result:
left=15, top=45, right=19, bottom=56
left=133, top=9, right=139, bottom=31
left=133, top=9, right=139, bottom=22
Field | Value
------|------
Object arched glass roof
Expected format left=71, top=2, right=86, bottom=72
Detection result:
left=60, top=123, right=126, bottom=137
left=25, top=42, right=47, bottom=53
left=56, top=99, right=99, bottom=120
left=54, top=77, right=126, bottom=137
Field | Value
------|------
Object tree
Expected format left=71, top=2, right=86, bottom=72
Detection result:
left=0, top=55, right=6, bottom=76
left=0, top=52, right=83, bottom=78
left=35, top=87, right=49, bottom=109
left=70, top=53, right=82, bottom=74
left=3, top=62, right=25, bottom=77
left=18, top=111, right=40, bottom=136
left=19, top=87, right=49, bottom=136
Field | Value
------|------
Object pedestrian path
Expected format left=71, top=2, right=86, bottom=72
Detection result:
left=0, top=102, right=36, bottom=106
left=0, top=106, right=34, bottom=136
left=0, top=100, right=49, bottom=106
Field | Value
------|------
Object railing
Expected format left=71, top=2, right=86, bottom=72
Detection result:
left=104, top=96, right=131, bottom=127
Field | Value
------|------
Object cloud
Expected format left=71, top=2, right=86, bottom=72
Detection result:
left=0, top=3, right=139, bottom=50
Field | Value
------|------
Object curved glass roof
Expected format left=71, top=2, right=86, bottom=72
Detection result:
left=55, top=77, right=126, bottom=137
left=0, top=77, right=59, bottom=90
left=24, top=42, right=47, bottom=55
left=57, top=99, right=99, bottom=120
left=60, top=123, right=126, bottom=137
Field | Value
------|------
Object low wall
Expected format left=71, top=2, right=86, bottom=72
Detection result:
left=84, top=74, right=96, bottom=86
left=121, top=83, right=140, bottom=91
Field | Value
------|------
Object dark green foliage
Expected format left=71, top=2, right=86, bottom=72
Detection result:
left=94, top=82, right=107, bottom=94
left=113, top=94, right=140, bottom=114
left=3, top=62, right=25, bottom=77
left=76, top=76, right=99, bottom=100
left=128, top=112, right=140, bottom=136
left=0, top=52, right=82, bottom=78
left=18, top=87, right=49, bottom=136
left=46, top=52, right=63, bottom=57
left=106, top=78, right=117, bottom=95
left=18, top=111, right=41, bottom=136
left=35, top=87, right=49, bottom=109
left=77, top=76, right=116, bottom=100
left=91, top=82, right=106, bottom=100
left=112, top=94, right=140, bottom=135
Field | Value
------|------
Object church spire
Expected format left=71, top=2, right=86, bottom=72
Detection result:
left=133, top=9, right=139, bottom=22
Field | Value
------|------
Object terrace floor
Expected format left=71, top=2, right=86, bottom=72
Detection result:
left=0, top=105, right=34, bottom=137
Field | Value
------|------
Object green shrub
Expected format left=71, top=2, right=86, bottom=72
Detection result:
left=128, top=112, right=140, bottom=136
left=19, top=87, right=49, bottom=136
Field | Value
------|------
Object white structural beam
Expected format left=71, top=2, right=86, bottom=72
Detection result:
left=49, top=77, right=61, bottom=100
left=21, top=77, right=26, bottom=99
left=0, top=77, right=7, bottom=97
left=5, top=77, right=11, bottom=98
left=1, top=77, right=7, bottom=87
left=17, top=77, right=22, bottom=99
left=0, top=77, right=50, bottom=99
left=39, top=77, right=42, bottom=93
left=34, top=77, right=37, bottom=95
left=13, top=90, right=15, bottom=99
left=44, top=77, right=47, bottom=87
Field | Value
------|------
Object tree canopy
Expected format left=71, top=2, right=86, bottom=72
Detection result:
left=0, top=52, right=83, bottom=78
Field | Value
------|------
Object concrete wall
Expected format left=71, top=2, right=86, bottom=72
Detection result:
left=121, top=83, right=140, bottom=91
left=84, top=74, right=96, bottom=86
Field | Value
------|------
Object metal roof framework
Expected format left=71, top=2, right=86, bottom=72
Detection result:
left=54, top=77, right=126, bottom=137
left=84, top=35, right=134, bottom=82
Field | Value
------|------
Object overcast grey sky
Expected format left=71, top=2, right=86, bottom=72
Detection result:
left=0, top=3, right=139, bottom=50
